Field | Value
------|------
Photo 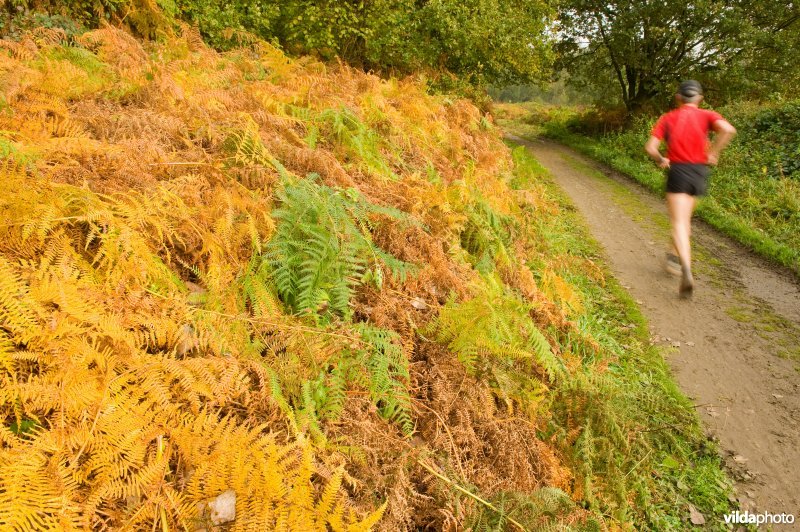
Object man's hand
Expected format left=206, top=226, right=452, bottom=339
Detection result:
left=645, top=135, right=669, bottom=168
left=709, top=120, right=736, bottom=166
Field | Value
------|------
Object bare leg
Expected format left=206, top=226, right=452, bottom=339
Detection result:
left=666, top=192, right=696, bottom=296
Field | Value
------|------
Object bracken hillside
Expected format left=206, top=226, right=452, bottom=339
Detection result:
left=0, top=25, right=730, bottom=530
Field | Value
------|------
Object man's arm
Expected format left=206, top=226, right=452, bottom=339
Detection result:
left=707, top=119, right=736, bottom=165
left=645, top=135, right=670, bottom=168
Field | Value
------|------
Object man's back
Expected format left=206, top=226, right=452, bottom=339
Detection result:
left=651, top=105, right=723, bottom=164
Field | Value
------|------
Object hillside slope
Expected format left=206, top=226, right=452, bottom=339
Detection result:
left=1, top=27, right=731, bottom=530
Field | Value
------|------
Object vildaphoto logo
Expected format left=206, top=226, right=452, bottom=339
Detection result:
left=724, top=511, right=796, bottom=525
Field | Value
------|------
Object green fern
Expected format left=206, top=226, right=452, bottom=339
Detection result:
left=465, top=488, right=585, bottom=532
left=460, top=198, right=516, bottom=273
left=352, top=324, right=413, bottom=435
left=428, top=275, right=565, bottom=414
left=431, top=275, right=563, bottom=378
left=270, top=324, right=413, bottom=436
left=298, top=379, right=328, bottom=444
left=264, top=174, right=416, bottom=322
left=316, top=107, right=397, bottom=180
left=319, top=362, right=348, bottom=420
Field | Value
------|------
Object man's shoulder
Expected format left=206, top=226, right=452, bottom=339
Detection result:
left=695, top=107, right=724, bottom=124
left=657, top=108, right=680, bottom=123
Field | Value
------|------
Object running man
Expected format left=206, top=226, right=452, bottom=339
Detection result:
left=644, top=80, right=736, bottom=297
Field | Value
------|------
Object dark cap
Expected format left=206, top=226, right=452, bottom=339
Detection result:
left=678, top=80, right=703, bottom=98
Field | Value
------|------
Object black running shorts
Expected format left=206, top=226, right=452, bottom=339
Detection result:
left=666, top=163, right=710, bottom=196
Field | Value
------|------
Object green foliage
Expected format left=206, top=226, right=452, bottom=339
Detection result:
left=713, top=1, right=800, bottom=100
left=264, top=174, right=415, bottom=322
left=555, top=0, right=799, bottom=111
left=174, top=0, right=279, bottom=49
left=459, top=198, right=516, bottom=273
left=465, top=488, right=593, bottom=531
left=2, top=1, right=172, bottom=38
left=271, top=0, right=368, bottom=59
left=0, top=10, right=84, bottom=40
left=430, top=275, right=564, bottom=414
left=252, top=0, right=556, bottom=86
left=489, top=76, right=592, bottom=106
left=432, top=276, right=558, bottom=376
left=8, top=418, right=38, bottom=435
left=46, top=44, right=110, bottom=76
left=4, top=0, right=554, bottom=88
left=268, top=323, right=413, bottom=436
left=737, top=101, right=800, bottom=180
left=333, top=324, right=412, bottom=434
left=367, top=0, right=555, bottom=86
left=0, top=134, right=37, bottom=168
left=316, top=106, right=396, bottom=179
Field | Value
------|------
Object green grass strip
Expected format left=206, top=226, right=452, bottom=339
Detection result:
left=509, top=145, right=736, bottom=530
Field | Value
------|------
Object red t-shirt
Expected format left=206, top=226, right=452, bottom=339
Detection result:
left=651, top=105, right=724, bottom=164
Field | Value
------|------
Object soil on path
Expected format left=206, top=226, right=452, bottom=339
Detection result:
left=510, top=135, right=800, bottom=524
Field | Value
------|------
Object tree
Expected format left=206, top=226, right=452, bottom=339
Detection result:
left=4, top=0, right=556, bottom=88
left=374, top=0, right=554, bottom=87
left=721, top=0, right=800, bottom=99
left=181, top=0, right=555, bottom=88
left=285, top=0, right=557, bottom=88
left=555, top=0, right=749, bottom=112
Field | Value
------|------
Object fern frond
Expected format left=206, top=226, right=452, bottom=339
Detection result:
left=459, top=197, right=516, bottom=274
left=352, top=324, right=413, bottom=434
left=0, top=256, right=39, bottom=341
left=0, top=445, right=82, bottom=530
left=317, top=466, right=344, bottom=523
left=347, top=501, right=388, bottom=532
left=265, top=175, right=413, bottom=322
left=428, top=275, right=566, bottom=414
left=0, top=330, right=14, bottom=375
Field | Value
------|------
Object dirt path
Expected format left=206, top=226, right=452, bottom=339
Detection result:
left=510, top=135, right=800, bottom=524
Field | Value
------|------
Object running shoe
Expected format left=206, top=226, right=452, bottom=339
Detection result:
left=679, top=266, right=694, bottom=298
left=665, top=253, right=682, bottom=277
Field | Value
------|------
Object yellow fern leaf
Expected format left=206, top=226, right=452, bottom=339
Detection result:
left=541, top=268, right=583, bottom=316
left=0, top=256, right=40, bottom=341
left=346, top=501, right=387, bottom=532
left=316, top=466, right=345, bottom=525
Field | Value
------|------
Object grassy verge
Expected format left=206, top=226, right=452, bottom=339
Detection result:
left=509, top=146, right=736, bottom=530
left=496, top=103, right=800, bottom=277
